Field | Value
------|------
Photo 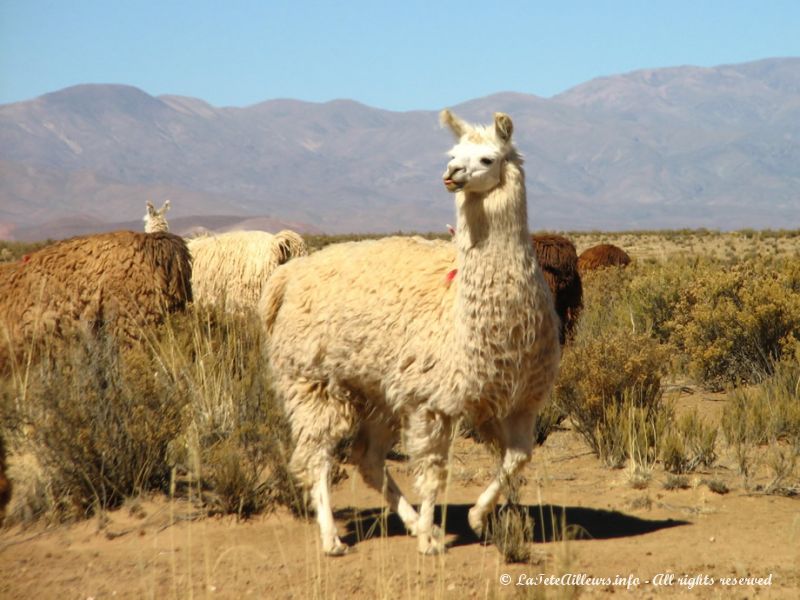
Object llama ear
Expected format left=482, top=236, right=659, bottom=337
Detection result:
left=494, top=113, right=513, bottom=142
left=146, top=201, right=156, bottom=215
left=440, top=109, right=469, bottom=138
left=161, top=200, right=171, bottom=214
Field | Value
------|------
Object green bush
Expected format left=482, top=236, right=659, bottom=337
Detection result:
left=669, top=259, right=800, bottom=390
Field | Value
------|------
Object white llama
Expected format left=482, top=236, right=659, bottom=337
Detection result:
left=143, top=200, right=170, bottom=233
left=189, top=230, right=308, bottom=311
left=260, top=110, right=560, bottom=556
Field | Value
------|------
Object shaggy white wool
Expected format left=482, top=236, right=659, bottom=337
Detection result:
left=189, top=229, right=307, bottom=312
left=261, top=110, right=560, bottom=556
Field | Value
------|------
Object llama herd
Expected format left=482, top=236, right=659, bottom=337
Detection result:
left=0, top=110, right=630, bottom=550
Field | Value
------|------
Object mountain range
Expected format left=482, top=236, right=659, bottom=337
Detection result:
left=1, top=57, right=799, bottom=240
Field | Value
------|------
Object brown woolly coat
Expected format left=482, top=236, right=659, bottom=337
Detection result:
left=532, top=234, right=583, bottom=343
left=577, top=243, right=632, bottom=273
left=0, top=231, right=192, bottom=369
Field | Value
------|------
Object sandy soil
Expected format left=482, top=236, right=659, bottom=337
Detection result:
left=2, top=390, right=798, bottom=599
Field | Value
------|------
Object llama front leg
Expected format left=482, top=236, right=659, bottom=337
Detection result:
left=468, top=410, right=536, bottom=538
left=415, top=457, right=447, bottom=554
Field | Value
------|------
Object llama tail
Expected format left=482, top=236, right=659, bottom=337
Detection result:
left=259, top=264, right=290, bottom=334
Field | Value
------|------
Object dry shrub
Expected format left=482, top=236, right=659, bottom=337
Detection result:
left=663, top=474, right=690, bottom=490
left=660, top=409, right=718, bottom=474
left=555, top=329, right=666, bottom=419
left=486, top=503, right=534, bottom=564
left=152, top=305, right=301, bottom=518
left=592, top=387, right=672, bottom=469
left=5, top=329, right=189, bottom=521
left=554, top=267, right=670, bottom=467
left=1, top=304, right=301, bottom=525
left=626, top=258, right=696, bottom=342
left=669, top=258, right=800, bottom=390
left=572, top=265, right=632, bottom=331
left=533, top=402, right=566, bottom=446
left=723, top=358, right=800, bottom=453
left=721, top=358, right=800, bottom=493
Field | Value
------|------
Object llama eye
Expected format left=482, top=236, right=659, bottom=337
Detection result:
left=480, top=158, right=494, bottom=166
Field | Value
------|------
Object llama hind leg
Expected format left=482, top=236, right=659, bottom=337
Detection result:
left=286, top=379, right=353, bottom=556
left=408, top=409, right=453, bottom=555
left=468, top=410, right=536, bottom=538
left=309, top=455, right=348, bottom=555
left=353, top=420, right=420, bottom=534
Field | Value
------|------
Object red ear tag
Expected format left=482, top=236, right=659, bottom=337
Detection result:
left=445, top=268, right=458, bottom=284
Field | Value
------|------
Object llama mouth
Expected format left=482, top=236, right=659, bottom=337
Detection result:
left=444, top=179, right=463, bottom=191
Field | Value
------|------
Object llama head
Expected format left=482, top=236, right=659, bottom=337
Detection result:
left=143, top=200, right=171, bottom=233
left=440, top=110, right=518, bottom=195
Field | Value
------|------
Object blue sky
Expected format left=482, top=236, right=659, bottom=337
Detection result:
left=1, top=0, right=799, bottom=110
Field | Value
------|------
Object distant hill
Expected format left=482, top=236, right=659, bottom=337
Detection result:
left=8, top=213, right=323, bottom=243
left=1, top=57, right=799, bottom=239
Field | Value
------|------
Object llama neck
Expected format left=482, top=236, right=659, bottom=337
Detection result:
left=452, top=161, right=538, bottom=349
left=145, top=219, right=168, bottom=234
left=453, top=162, right=531, bottom=267
left=444, top=161, right=545, bottom=417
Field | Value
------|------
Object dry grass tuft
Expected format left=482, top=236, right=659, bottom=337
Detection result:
left=1, top=304, right=301, bottom=525
left=486, top=503, right=534, bottom=564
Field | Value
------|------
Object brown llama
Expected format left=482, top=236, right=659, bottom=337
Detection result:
left=0, top=230, right=192, bottom=370
left=578, top=243, right=631, bottom=273
left=532, top=234, right=583, bottom=343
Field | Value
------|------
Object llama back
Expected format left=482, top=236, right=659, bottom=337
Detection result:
left=0, top=230, right=191, bottom=367
left=578, top=243, right=631, bottom=272
left=189, top=230, right=307, bottom=311
left=261, top=236, right=458, bottom=407
left=263, top=234, right=557, bottom=418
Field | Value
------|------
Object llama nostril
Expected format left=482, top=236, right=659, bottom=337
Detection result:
left=445, top=166, right=464, bottom=180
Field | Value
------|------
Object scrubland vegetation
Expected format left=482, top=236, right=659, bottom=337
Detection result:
left=553, top=243, right=799, bottom=494
left=1, top=230, right=799, bottom=572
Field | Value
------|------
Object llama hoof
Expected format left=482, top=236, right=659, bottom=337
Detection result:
left=419, top=537, right=446, bottom=556
left=324, top=540, right=349, bottom=556
left=409, top=522, right=442, bottom=540
left=468, top=506, right=486, bottom=538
